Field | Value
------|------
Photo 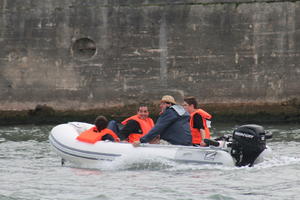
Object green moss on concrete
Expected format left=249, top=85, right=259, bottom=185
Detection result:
left=203, top=100, right=300, bottom=124
left=122, top=0, right=300, bottom=8
left=0, top=101, right=299, bottom=125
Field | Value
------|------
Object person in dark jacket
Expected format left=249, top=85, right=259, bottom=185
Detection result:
left=133, top=95, right=192, bottom=146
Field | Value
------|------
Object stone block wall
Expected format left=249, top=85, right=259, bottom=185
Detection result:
left=0, top=0, right=299, bottom=110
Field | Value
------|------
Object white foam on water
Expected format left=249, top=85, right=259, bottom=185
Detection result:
left=254, top=154, right=300, bottom=169
left=86, top=142, right=300, bottom=172
left=74, top=151, right=238, bottom=172
left=92, top=152, right=176, bottom=171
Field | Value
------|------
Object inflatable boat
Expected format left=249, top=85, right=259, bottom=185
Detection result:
left=49, top=122, right=272, bottom=167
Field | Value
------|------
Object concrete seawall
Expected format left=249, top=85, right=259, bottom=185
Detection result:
left=0, top=0, right=299, bottom=123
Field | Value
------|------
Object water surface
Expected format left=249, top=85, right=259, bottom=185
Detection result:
left=0, top=123, right=299, bottom=200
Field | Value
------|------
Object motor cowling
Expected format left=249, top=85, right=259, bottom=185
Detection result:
left=230, top=124, right=267, bottom=167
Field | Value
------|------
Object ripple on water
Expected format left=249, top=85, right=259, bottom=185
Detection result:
left=0, top=124, right=300, bottom=200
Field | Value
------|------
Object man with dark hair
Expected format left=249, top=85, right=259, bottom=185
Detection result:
left=77, top=115, right=120, bottom=143
left=133, top=95, right=192, bottom=146
left=94, top=116, right=108, bottom=131
left=183, top=96, right=212, bottom=146
left=120, top=104, right=154, bottom=143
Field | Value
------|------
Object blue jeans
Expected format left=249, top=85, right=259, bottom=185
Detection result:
left=107, top=120, right=124, bottom=140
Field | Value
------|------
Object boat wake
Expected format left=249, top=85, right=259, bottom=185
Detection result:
left=253, top=154, right=300, bottom=169
left=65, top=153, right=235, bottom=171
left=63, top=147, right=300, bottom=172
left=83, top=153, right=177, bottom=171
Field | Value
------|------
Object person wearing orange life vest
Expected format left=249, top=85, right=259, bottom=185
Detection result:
left=120, top=104, right=154, bottom=143
left=77, top=116, right=120, bottom=144
left=183, top=97, right=212, bottom=147
left=133, top=95, right=192, bottom=147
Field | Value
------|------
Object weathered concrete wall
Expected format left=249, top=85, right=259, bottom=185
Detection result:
left=0, top=0, right=300, bottom=111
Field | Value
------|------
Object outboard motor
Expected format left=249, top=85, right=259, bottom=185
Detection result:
left=230, top=124, right=268, bottom=167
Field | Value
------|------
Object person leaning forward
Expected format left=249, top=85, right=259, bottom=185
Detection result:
left=133, top=95, right=192, bottom=147
left=77, top=116, right=120, bottom=143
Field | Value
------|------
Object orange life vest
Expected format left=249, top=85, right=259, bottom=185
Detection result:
left=77, top=127, right=120, bottom=144
left=121, top=115, right=154, bottom=143
left=190, top=109, right=212, bottom=144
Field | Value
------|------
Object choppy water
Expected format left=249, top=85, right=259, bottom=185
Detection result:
left=0, top=123, right=300, bottom=200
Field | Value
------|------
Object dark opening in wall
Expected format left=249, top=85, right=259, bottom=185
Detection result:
left=72, top=38, right=96, bottom=59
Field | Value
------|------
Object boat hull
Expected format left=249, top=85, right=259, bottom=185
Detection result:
left=49, top=122, right=238, bottom=167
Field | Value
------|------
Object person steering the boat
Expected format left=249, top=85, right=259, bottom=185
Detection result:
left=120, top=104, right=155, bottom=143
left=77, top=116, right=120, bottom=143
left=133, top=95, right=192, bottom=147
left=183, top=96, right=212, bottom=147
